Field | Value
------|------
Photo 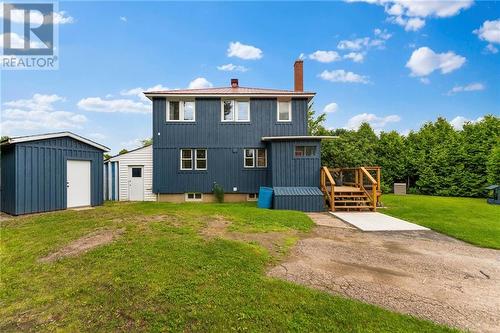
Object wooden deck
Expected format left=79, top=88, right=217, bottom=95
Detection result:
left=330, top=186, right=361, bottom=192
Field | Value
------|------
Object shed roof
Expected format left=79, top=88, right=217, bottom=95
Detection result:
left=261, top=135, right=338, bottom=141
left=273, top=187, right=324, bottom=196
left=106, top=144, right=152, bottom=162
left=485, top=185, right=499, bottom=190
left=0, top=131, right=110, bottom=151
left=144, top=86, right=315, bottom=99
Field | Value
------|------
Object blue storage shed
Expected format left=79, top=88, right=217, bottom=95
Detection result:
left=0, top=132, right=109, bottom=215
left=273, top=187, right=324, bottom=212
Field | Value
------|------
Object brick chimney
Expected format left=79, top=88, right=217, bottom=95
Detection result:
left=231, top=78, right=239, bottom=88
left=294, top=60, right=304, bottom=92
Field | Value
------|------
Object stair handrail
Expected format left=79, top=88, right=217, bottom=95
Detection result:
left=359, top=167, right=377, bottom=210
left=320, top=166, right=336, bottom=211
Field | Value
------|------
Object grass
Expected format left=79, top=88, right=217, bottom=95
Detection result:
left=0, top=202, right=454, bottom=332
left=382, top=194, right=500, bottom=249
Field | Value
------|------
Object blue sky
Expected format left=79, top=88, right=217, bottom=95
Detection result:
left=1, top=0, right=499, bottom=154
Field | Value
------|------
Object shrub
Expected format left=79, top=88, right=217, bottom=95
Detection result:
left=213, top=183, right=224, bottom=203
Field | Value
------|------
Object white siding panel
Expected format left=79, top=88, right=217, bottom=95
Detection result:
left=110, top=145, right=155, bottom=201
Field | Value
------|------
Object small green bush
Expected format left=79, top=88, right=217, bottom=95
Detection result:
left=213, top=183, right=224, bottom=203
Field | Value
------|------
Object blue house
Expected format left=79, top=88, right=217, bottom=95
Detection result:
left=143, top=60, right=334, bottom=211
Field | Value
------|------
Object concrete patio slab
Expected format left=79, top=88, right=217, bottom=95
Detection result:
left=330, top=212, right=430, bottom=231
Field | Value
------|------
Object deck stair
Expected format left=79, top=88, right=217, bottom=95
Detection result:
left=320, top=167, right=381, bottom=212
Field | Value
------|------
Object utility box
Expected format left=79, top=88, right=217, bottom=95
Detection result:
left=394, top=183, right=407, bottom=195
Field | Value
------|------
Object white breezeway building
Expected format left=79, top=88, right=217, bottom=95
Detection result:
left=104, top=144, right=156, bottom=201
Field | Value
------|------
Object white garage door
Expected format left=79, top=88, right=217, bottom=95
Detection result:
left=67, top=160, right=91, bottom=208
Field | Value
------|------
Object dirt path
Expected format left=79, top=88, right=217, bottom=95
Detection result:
left=268, top=213, right=500, bottom=332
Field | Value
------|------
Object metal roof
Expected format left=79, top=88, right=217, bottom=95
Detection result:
left=261, top=136, right=338, bottom=141
left=144, top=86, right=315, bottom=99
left=273, top=187, right=324, bottom=196
left=0, top=131, right=110, bottom=151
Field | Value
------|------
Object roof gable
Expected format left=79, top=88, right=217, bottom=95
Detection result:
left=1, top=132, right=109, bottom=151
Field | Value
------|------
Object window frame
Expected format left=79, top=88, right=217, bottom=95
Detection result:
left=294, top=145, right=317, bottom=158
left=277, top=100, right=292, bottom=122
left=166, top=99, right=196, bottom=122
left=195, top=149, right=207, bottom=170
left=185, top=192, right=203, bottom=202
left=247, top=193, right=259, bottom=201
left=243, top=148, right=267, bottom=168
left=243, top=149, right=255, bottom=168
left=221, top=99, right=251, bottom=122
left=180, top=149, right=193, bottom=170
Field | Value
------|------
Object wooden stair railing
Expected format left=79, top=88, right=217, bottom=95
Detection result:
left=320, top=166, right=335, bottom=211
left=321, top=166, right=381, bottom=211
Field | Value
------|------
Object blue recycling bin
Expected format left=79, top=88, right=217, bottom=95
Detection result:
left=257, top=187, right=273, bottom=209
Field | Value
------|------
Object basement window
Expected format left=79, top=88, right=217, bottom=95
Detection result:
left=185, top=193, right=203, bottom=201
left=247, top=193, right=259, bottom=201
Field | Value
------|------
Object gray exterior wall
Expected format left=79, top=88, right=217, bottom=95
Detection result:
left=152, top=97, right=309, bottom=193
left=269, top=140, right=321, bottom=187
left=274, top=194, right=324, bottom=212
left=0, top=137, right=104, bottom=215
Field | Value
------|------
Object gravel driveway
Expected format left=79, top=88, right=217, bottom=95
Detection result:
left=268, top=213, right=500, bottom=332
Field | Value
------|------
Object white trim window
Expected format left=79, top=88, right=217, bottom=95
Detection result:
left=180, top=149, right=193, bottom=170
left=221, top=100, right=250, bottom=122
left=277, top=100, right=292, bottom=122
left=195, top=149, right=207, bottom=170
left=167, top=100, right=196, bottom=122
left=244, top=148, right=267, bottom=168
left=185, top=193, right=203, bottom=201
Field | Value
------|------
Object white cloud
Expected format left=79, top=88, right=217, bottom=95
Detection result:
left=346, top=112, right=401, bottom=130
left=346, top=0, right=473, bottom=32
left=188, top=77, right=213, bottom=89
left=343, top=52, right=364, bottom=63
left=406, top=47, right=466, bottom=77
left=338, top=37, right=370, bottom=50
left=420, top=77, right=430, bottom=84
left=474, top=19, right=500, bottom=53
left=323, top=102, right=339, bottom=113
left=450, top=116, right=484, bottom=130
left=0, top=4, right=74, bottom=25
left=485, top=43, right=499, bottom=54
left=1, top=94, right=86, bottom=135
left=374, top=28, right=392, bottom=40
left=446, top=82, right=485, bottom=95
left=77, top=97, right=150, bottom=113
left=319, top=69, right=370, bottom=84
left=0, top=32, right=45, bottom=49
left=120, top=84, right=169, bottom=101
left=227, top=41, right=263, bottom=60
left=217, top=63, right=249, bottom=72
left=308, top=50, right=341, bottom=63
left=120, top=138, right=145, bottom=150
left=120, top=16, right=127, bottom=22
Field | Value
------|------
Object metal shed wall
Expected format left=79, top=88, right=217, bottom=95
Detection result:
left=1, top=145, right=16, bottom=214
left=273, top=187, right=324, bottom=212
left=1, top=137, right=104, bottom=215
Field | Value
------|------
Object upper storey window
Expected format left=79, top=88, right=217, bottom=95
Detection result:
left=277, top=100, right=291, bottom=122
left=222, top=100, right=250, bottom=122
left=167, top=100, right=195, bottom=122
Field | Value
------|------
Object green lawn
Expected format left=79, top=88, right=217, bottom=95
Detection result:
left=0, top=202, right=453, bottom=332
left=382, top=194, right=500, bottom=249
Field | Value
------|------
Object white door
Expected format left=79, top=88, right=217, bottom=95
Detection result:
left=67, top=160, right=91, bottom=208
left=128, top=166, right=144, bottom=201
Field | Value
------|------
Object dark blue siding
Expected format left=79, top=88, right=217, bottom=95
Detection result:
left=270, top=140, right=321, bottom=187
left=1, top=137, right=104, bottom=215
left=153, top=97, right=308, bottom=193
left=1, top=145, right=16, bottom=214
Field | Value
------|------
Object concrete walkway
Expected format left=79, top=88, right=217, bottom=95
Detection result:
left=330, top=212, right=429, bottom=231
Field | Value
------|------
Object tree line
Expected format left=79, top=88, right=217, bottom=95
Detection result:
left=308, top=109, right=500, bottom=197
